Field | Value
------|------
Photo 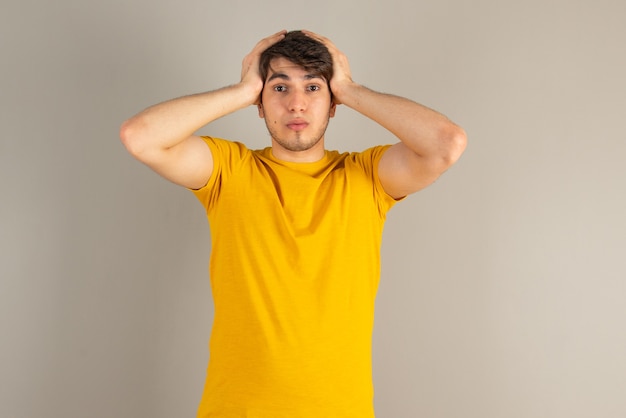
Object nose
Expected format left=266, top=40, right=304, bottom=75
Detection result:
left=288, top=90, right=307, bottom=112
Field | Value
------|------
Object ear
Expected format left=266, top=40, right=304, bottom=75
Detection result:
left=258, top=103, right=264, bottom=118
left=329, top=102, right=336, bottom=118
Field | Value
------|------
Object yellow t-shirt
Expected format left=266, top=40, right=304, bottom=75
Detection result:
left=192, top=137, right=398, bottom=418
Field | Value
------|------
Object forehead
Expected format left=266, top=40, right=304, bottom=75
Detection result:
left=266, top=57, right=325, bottom=82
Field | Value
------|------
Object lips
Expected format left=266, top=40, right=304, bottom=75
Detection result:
left=286, top=119, right=308, bottom=131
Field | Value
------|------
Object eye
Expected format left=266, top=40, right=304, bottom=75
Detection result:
left=273, top=85, right=287, bottom=92
left=307, top=85, right=321, bottom=92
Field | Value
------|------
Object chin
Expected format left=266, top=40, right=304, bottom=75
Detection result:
left=277, top=138, right=322, bottom=153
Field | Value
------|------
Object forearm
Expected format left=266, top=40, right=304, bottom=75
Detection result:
left=120, top=83, right=256, bottom=154
left=337, top=82, right=465, bottom=162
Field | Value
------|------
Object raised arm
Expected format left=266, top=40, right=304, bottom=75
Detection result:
left=119, top=30, right=287, bottom=189
left=303, top=31, right=467, bottom=199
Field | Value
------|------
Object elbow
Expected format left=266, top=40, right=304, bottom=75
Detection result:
left=440, top=124, right=467, bottom=168
left=119, top=117, right=147, bottom=158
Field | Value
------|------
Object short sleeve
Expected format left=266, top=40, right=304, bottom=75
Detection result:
left=189, top=136, right=250, bottom=210
left=349, top=145, right=404, bottom=217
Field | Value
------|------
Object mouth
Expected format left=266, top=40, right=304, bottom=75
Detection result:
left=286, top=120, right=309, bottom=131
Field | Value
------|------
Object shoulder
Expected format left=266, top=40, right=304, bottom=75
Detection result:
left=201, top=136, right=250, bottom=157
left=189, top=137, right=250, bottom=192
left=344, top=145, right=393, bottom=172
left=339, top=146, right=401, bottom=211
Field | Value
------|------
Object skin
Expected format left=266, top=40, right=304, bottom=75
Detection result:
left=258, top=57, right=336, bottom=162
left=120, top=30, right=467, bottom=198
left=302, top=31, right=467, bottom=198
left=119, top=30, right=288, bottom=190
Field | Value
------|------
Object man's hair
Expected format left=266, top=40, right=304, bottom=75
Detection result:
left=259, top=30, right=334, bottom=84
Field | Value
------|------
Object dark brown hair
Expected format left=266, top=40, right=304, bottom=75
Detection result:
left=259, top=30, right=333, bottom=84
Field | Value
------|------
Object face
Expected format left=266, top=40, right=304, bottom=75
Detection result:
left=258, top=57, right=336, bottom=161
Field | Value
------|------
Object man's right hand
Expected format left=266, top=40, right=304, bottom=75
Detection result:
left=120, top=30, right=288, bottom=190
left=240, top=30, right=287, bottom=105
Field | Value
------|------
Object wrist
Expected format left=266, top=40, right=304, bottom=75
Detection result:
left=237, top=78, right=264, bottom=106
left=331, top=80, right=361, bottom=106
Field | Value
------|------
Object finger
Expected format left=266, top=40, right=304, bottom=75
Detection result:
left=265, top=29, right=288, bottom=44
left=252, top=29, right=287, bottom=53
left=301, top=29, right=324, bottom=40
left=301, top=30, right=325, bottom=45
left=301, top=30, right=334, bottom=48
left=303, top=31, right=345, bottom=62
left=242, top=30, right=286, bottom=73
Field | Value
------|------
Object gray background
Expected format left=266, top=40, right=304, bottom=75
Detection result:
left=2, top=0, right=625, bottom=417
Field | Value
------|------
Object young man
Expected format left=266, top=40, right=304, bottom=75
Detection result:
left=121, top=30, right=466, bottom=417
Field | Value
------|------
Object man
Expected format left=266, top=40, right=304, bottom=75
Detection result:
left=120, top=30, right=466, bottom=418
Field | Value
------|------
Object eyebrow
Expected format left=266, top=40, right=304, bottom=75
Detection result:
left=266, top=72, right=324, bottom=83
